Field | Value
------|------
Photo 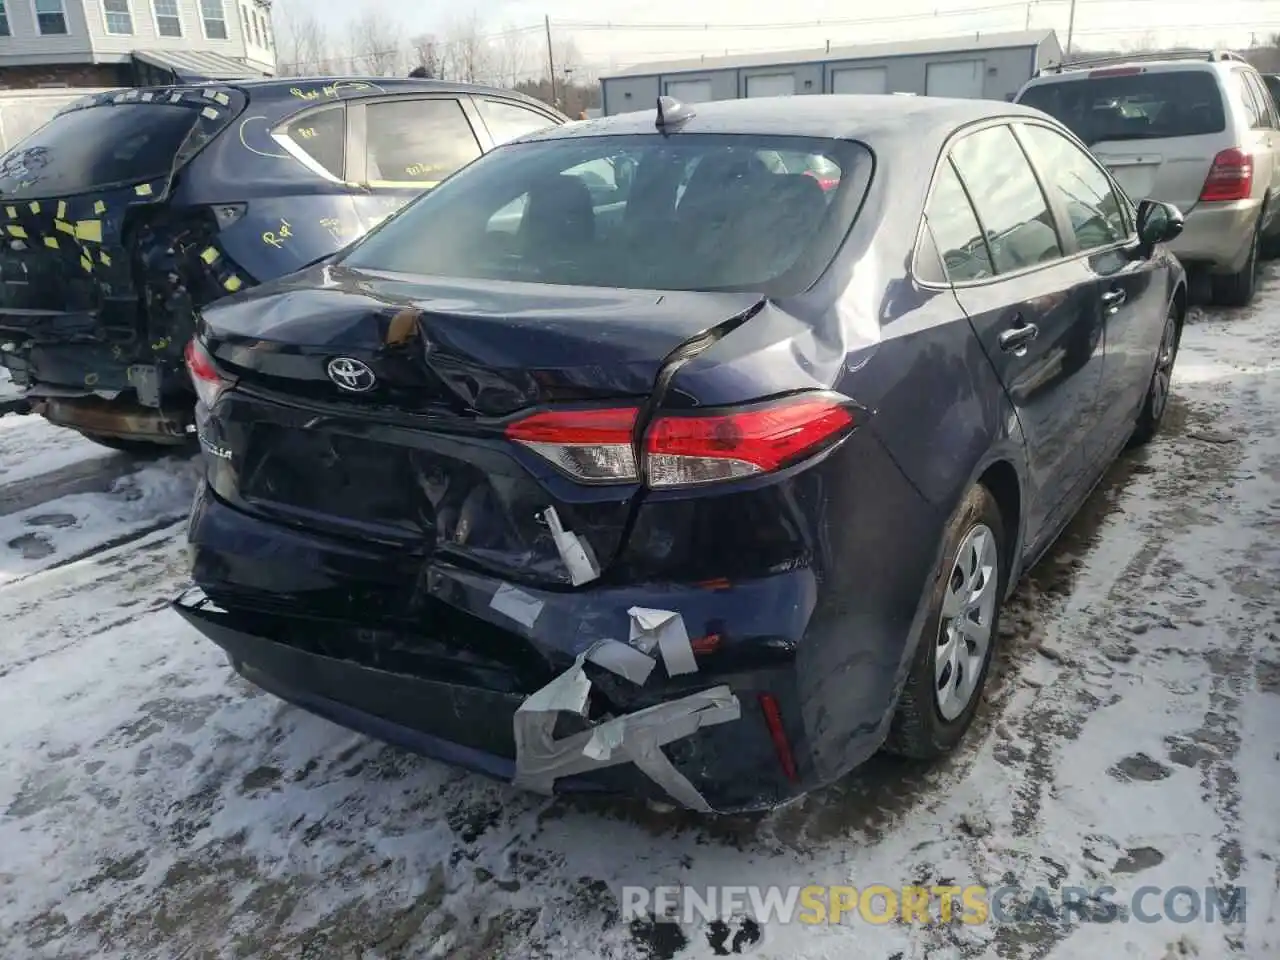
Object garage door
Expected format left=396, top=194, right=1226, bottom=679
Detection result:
left=831, top=67, right=888, bottom=95
left=664, top=79, right=713, bottom=102
left=925, top=60, right=985, bottom=98
left=746, top=73, right=796, bottom=98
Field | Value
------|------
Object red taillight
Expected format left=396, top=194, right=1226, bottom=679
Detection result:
left=184, top=338, right=230, bottom=408
left=645, top=395, right=855, bottom=487
left=758, top=693, right=799, bottom=783
left=505, top=393, right=856, bottom=488
left=505, top=407, right=640, bottom=483
left=1200, top=148, right=1253, bottom=202
left=803, top=170, right=840, bottom=191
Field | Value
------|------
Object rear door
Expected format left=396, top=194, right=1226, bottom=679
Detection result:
left=1017, top=67, right=1229, bottom=212
left=1235, top=69, right=1280, bottom=221
left=1015, top=120, right=1164, bottom=459
left=348, top=94, right=488, bottom=233
left=928, top=122, right=1104, bottom=546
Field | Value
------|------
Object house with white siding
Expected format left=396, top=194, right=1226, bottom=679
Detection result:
left=0, top=0, right=275, bottom=88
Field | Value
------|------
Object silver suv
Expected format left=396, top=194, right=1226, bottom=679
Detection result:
left=1016, top=50, right=1280, bottom=306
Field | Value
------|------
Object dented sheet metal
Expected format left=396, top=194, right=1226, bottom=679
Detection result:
left=512, top=644, right=740, bottom=811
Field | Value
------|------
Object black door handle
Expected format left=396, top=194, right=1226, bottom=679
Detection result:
left=1101, top=288, right=1127, bottom=311
left=998, top=320, right=1040, bottom=354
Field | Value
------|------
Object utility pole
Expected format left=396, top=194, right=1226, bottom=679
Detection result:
left=545, top=15, right=558, bottom=109
left=1065, top=0, right=1077, bottom=57
left=1024, top=1, right=1032, bottom=30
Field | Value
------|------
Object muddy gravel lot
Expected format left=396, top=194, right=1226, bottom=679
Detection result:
left=1, top=272, right=1278, bottom=959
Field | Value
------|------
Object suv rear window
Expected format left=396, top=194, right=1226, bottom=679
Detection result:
left=1018, top=70, right=1226, bottom=144
left=0, top=103, right=198, bottom=200
left=342, top=134, right=871, bottom=295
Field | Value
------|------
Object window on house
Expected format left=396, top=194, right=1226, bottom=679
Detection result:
left=259, top=12, right=270, bottom=48
left=199, top=0, right=227, bottom=39
left=103, top=0, right=134, bottom=35
left=251, top=8, right=260, bottom=45
left=152, top=0, right=181, bottom=36
left=34, top=0, right=69, bottom=35
left=0, top=1, right=10, bottom=37
left=239, top=4, right=249, bottom=40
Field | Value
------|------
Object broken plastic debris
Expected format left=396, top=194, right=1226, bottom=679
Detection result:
left=513, top=661, right=739, bottom=810
left=584, top=638, right=656, bottom=686
left=489, top=583, right=544, bottom=629
left=544, top=506, right=600, bottom=586
left=628, top=607, right=698, bottom=676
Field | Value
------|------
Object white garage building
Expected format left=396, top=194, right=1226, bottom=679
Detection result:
left=599, top=30, right=1064, bottom=115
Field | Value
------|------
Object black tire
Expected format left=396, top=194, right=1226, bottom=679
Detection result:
left=1128, top=304, right=1181, bottom=448
left=1211, top=216, right=1261, bottom=307
left=886, top=484, right=1007, bottom=759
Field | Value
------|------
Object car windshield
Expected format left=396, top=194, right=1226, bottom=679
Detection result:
left=1018, top=69, right=1226, bottom=145
left=341, top=133, right=872, bottom=295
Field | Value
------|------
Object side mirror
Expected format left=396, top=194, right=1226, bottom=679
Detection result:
left=1136, top=199, right=1184, bottom=250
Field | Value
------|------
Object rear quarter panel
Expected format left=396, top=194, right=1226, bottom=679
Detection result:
left=660, top=131, right=1027, bottom=781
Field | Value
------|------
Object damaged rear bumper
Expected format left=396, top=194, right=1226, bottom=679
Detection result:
left=179, top=485, right=864, bottom=812
left=173, top=589, right=799, bottom=812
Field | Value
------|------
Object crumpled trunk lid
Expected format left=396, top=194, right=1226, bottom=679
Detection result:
left=198, top=264, right=765, bottom=587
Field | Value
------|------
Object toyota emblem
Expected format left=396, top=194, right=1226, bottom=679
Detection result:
left=326, top=357, right=377, bottom=393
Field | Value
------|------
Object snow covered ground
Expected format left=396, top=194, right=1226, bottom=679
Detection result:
left=1, top=277, right=1278, bottom=960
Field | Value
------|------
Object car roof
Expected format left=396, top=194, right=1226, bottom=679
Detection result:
left=524, top=95, right=1050, bottom=146
left=227, top=76, right=556, bottom=112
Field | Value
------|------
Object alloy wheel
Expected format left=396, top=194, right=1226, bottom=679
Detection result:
left=935, top=523, right=1000, bottom=721
left=1149, top=314, right=1178, bottom=423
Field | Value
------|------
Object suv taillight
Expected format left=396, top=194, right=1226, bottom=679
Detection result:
left=184, top=338, right=232, bottom=408
left=506, top=393, right=857, bottom=488
left=1200, top=148, right=1253, bottom=202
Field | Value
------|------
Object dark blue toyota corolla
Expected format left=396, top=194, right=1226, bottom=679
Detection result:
left=172, top=94, right=1187, bottom=813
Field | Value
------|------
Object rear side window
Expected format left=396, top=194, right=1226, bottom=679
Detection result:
left=364, top=98, right=482, bottom=184
left=476, top=99, right=556, bottom=146
left=1018, top=70, right=1226, bottom=144
left=0, top=104, right=197, bottom=199
left=278, top=104, right=345, bottom=179
left=921, top=159, right=993, bottom=282
left=342, top=133, right=872, bottom=296
left=950, top=125, right=1062, bottom=274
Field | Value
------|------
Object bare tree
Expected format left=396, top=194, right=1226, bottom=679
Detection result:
left=350, top=8, right=402, bottom=77
left=275, top=0, right=331, bottom=76
left=493, top=25, right=532, bottom=87
left=409, top=33, right=441, bottom=79
left=441, top=13, right=492, bottom=84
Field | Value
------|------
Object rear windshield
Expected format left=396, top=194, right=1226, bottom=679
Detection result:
left=341, top=133, right=872, bottom=295
left=0, top=104, right=197, bottom=200
left=1018, top=70, right=1226, bottom=144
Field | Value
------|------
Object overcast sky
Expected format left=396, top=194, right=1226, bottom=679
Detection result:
left=297, top=0, right=1280, bottom=73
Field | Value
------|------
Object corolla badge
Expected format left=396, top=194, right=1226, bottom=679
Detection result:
left=327, top=357, right=376, bottom=392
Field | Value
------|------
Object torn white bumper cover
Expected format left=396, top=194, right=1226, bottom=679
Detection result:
left=512, top=610, right=741, bottom=811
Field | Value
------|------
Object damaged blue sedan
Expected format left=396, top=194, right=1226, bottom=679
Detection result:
left=172, top=94, right=1187, bottom=812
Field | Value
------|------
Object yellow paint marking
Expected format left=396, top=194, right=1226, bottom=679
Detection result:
left=74, top=220, right=103, bottom=242
left=200, top=246, right=220, bottom=264
left=223, top=275, right=243, bottom=292
left=55, top=220, right=74, bottom=235
left=44, top=237, right=58, bottom=249
left=100, top=250, right=112, bottom=265
left=57, top=200, right=67, bottom=219
left=7, top=225, right=27, bottom=238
